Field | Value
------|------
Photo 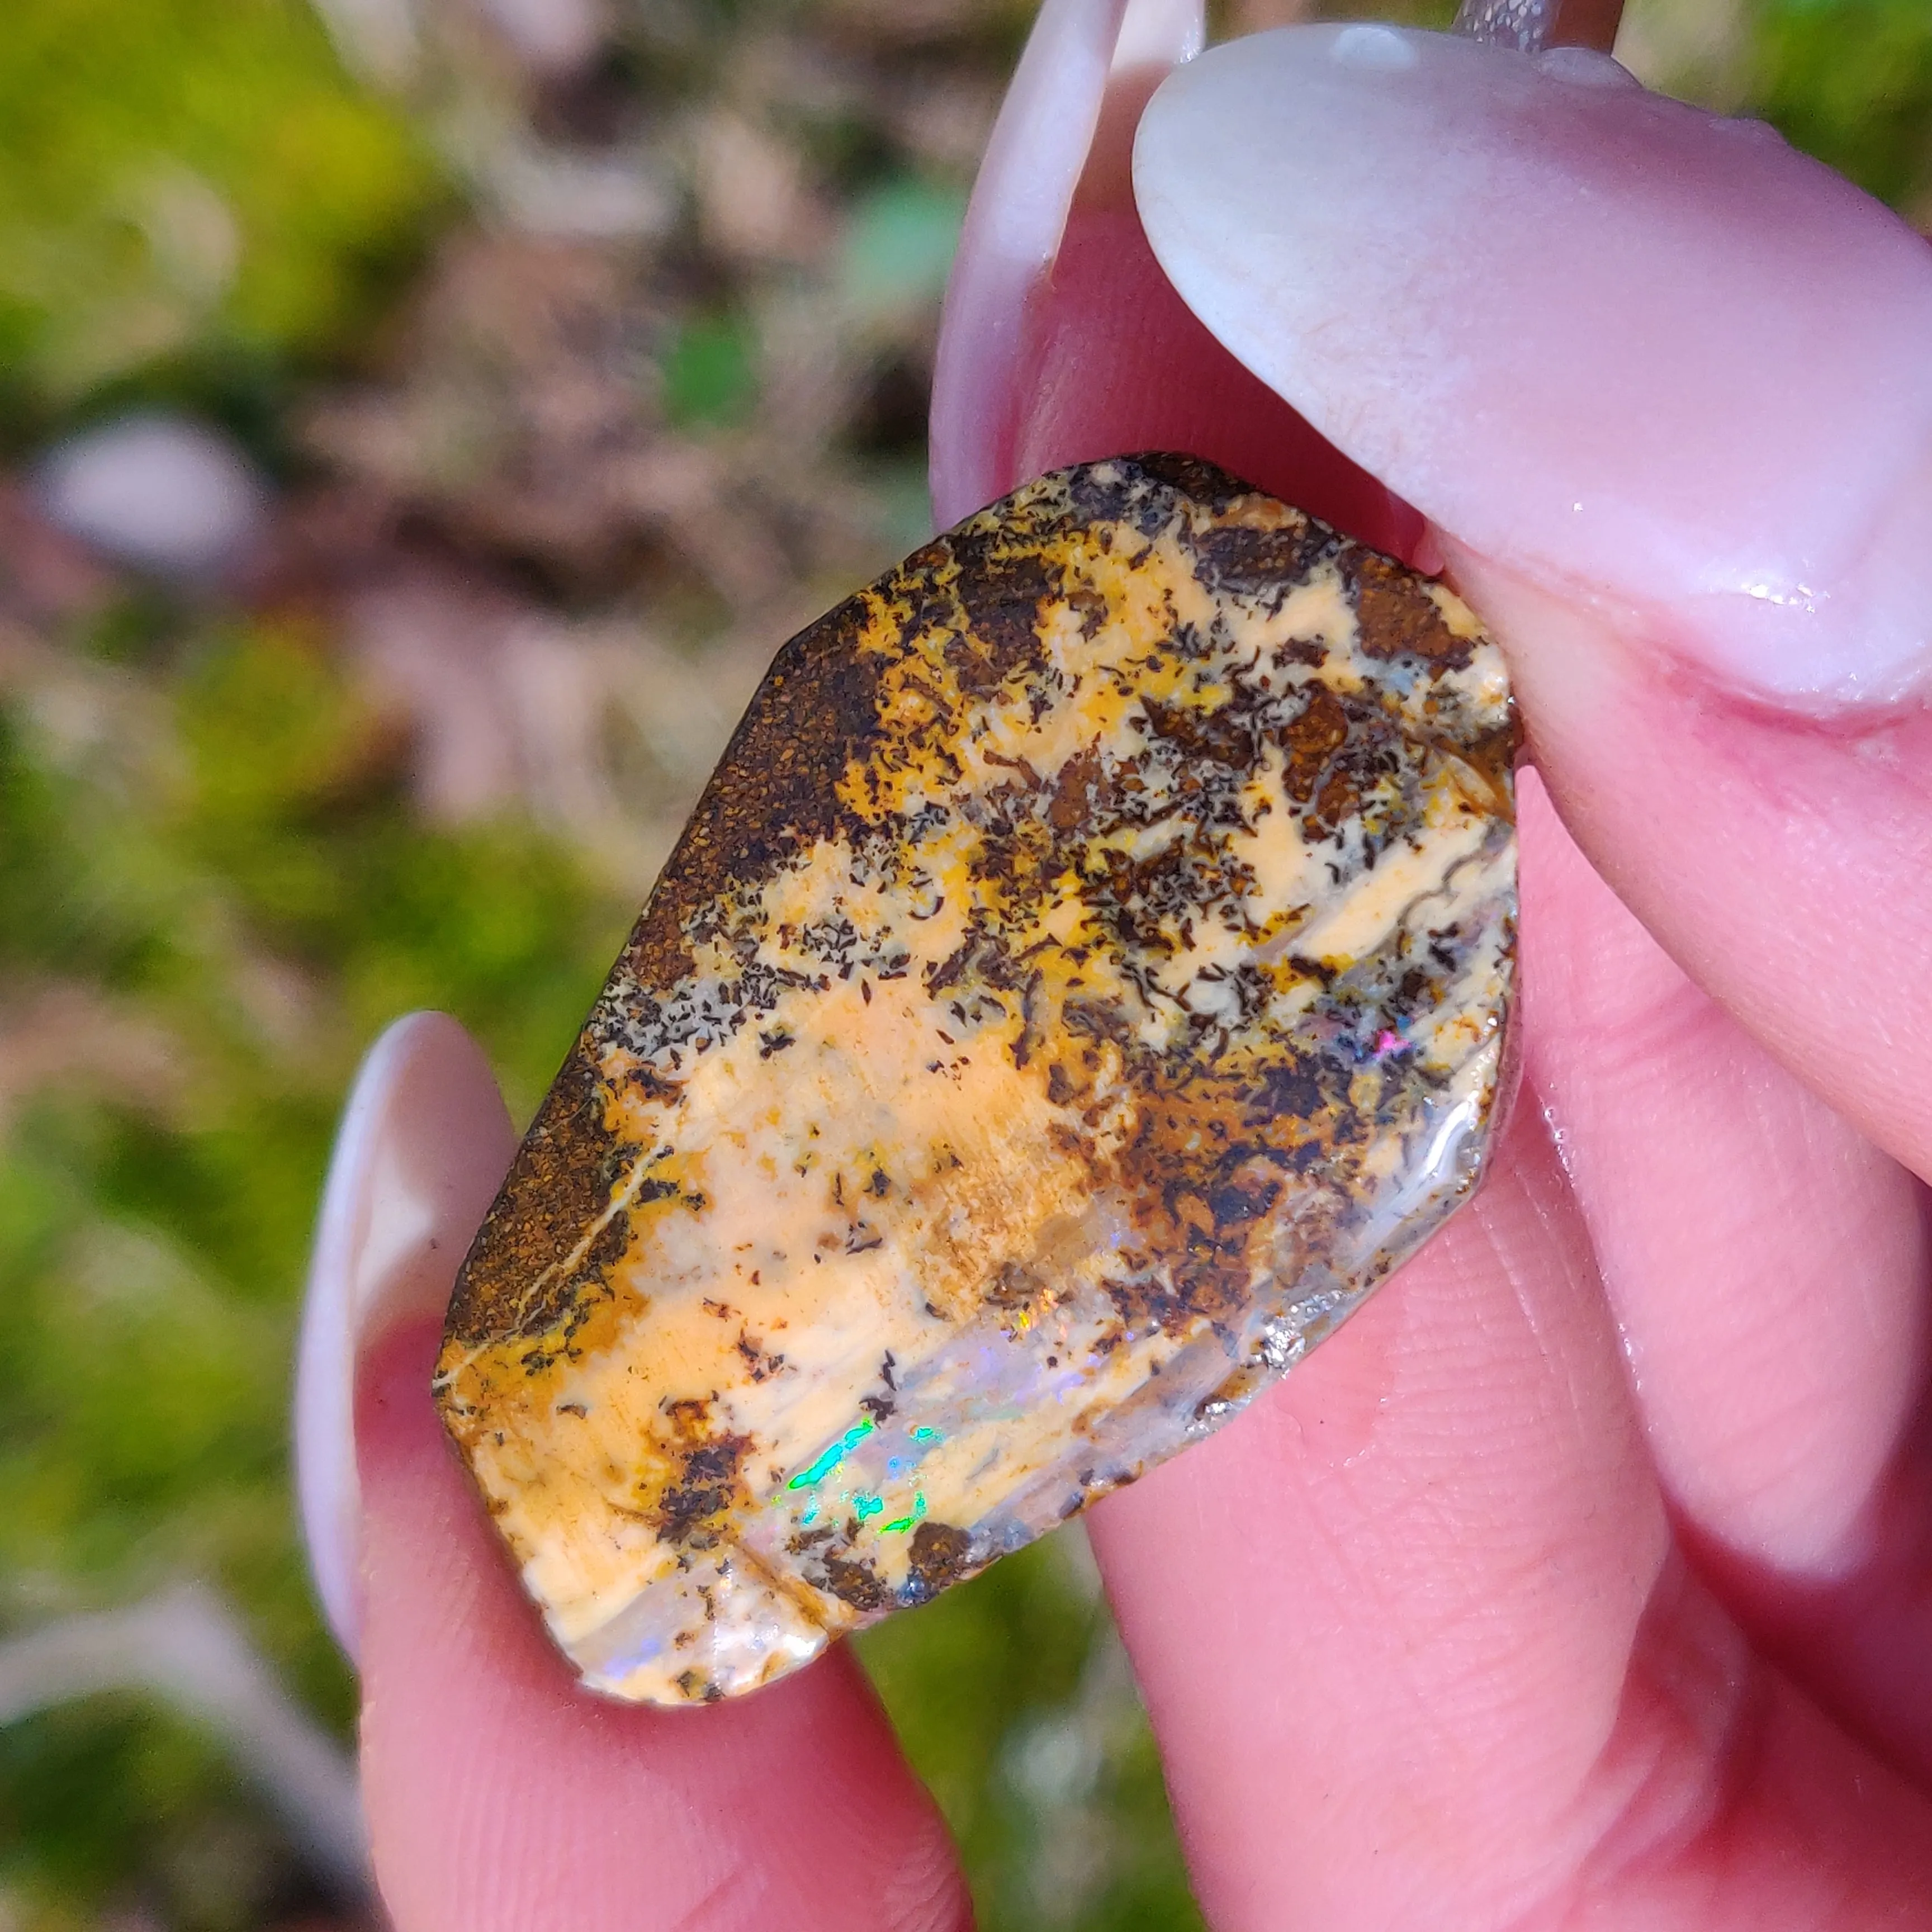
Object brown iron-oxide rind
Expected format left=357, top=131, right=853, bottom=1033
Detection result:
left=435, top=455, right=1519, bottom=1704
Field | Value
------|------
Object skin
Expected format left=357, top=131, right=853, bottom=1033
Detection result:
left=340, top=13, right=1932, bottom=1929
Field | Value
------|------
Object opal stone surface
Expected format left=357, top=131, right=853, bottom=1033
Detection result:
left=435, top=454, right=1519, bottom=1705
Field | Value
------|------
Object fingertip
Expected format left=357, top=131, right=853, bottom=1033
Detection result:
left=930, top=0, right=1135, bottom=528
left=294, top=1011, right=517, bottom=1661
left=931, top=0, right=1209, bottom=529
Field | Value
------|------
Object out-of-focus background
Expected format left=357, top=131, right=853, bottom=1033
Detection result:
left=0, top=0, right=1925, bottom=1926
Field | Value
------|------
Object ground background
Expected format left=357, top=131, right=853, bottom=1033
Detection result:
left=0, top=1, right=1926, bottom=1926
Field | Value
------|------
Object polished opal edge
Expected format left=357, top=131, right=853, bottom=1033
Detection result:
left=435, top=454, right=1519, bottom=1706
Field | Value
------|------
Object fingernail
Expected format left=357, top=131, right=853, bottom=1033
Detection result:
left=293, top=1012, right=517, bottom=1661
left=930, top=0, right=1202, bottom=528
left=1134, top=26, right=1932, bottom=704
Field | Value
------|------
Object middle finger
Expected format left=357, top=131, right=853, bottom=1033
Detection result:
left=1521, top=774, right=1932, bottom=1775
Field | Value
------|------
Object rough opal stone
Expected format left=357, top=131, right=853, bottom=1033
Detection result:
left=435, top=455, right=1519, bottom=1705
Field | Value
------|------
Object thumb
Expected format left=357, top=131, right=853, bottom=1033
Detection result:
left=295, top=1016, right=967, bottom=1932
left=1134, top=25, right=1932, bottom=1180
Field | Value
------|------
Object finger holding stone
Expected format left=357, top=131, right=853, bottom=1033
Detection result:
left=1519, top=774, right=1932, bottom=1775
left=1519, top=774, right=1925, bottom=1585
left=1132, top=23, right=1932, bottom=1183
left=929, top=0, right=1421, bottom=558
left=296, top=1010, right=522, bottom=1658
left=930, top=0, right=1201, bottom=526
left=1089, top=1118, right=1932, bottom=1930
left=296, top=1017, right=968, bottom=1932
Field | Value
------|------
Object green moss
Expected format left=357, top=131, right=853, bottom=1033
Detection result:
left=0, top=617, right=629, bottom=1915
left=0, top=0, right=442, bottom=413
left=0, top=1696, right=287, bottom=1931
left=1750, top=0, right=1932, bottom=210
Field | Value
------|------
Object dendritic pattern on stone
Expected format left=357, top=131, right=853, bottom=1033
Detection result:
left=435, top=454, right=1519, bottom=1706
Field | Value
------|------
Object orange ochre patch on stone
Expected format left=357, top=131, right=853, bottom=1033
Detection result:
left=434, top=454, right=1519, bottom=1704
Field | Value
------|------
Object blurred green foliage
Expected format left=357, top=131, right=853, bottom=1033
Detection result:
left=661, top=312, right=759, bottom=429
left=840, top=178, right=968, bottom=319
left=1753, top=0, right=1932, bottom=207
left=0, top=618, right=628, bottom=1925
left=0, top=0, right=439, bottom=424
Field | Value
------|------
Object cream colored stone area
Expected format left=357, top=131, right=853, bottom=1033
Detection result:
left=437, top=457, right=1518, bottom=1704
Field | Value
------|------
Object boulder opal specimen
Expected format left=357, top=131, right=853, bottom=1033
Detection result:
left=435, top=454, right=1518, bottom=1705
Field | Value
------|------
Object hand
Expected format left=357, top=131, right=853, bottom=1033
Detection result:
left=295, top=11, right=1932, bottom=1928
